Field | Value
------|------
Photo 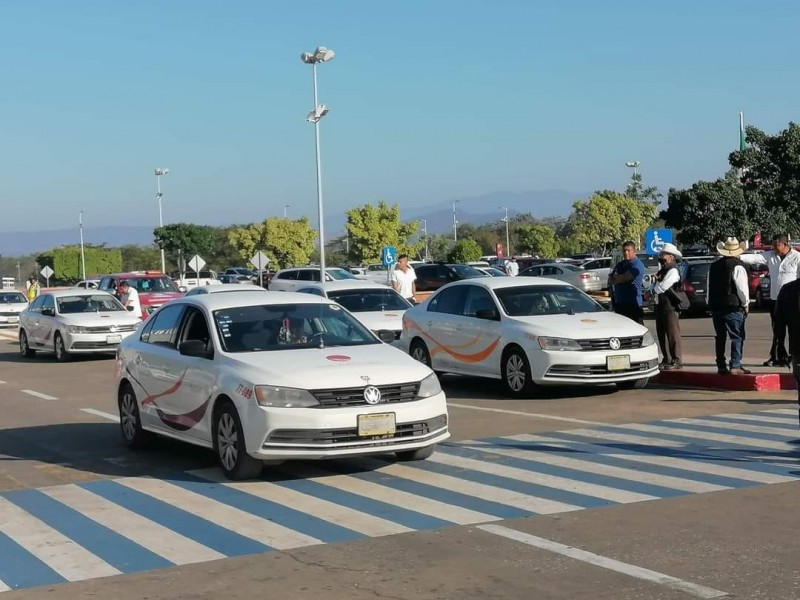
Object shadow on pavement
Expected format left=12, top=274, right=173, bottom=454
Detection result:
left=440, top=374, right=619, bottom=402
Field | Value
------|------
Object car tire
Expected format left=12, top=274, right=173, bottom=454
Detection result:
left=395, top=445, right=436, bottom=461
left=616, top=377, right=650, bottom=390
left=213, top=401, right=263, bottom=481
left=19, top=329, right=35, bottom=358
left=118, top=382, right=154, bottom=449
left=502, top=346, right=534, bottom=398
left=755, top=288, right=763, bottom=309
left=54, top=332, right=70, bottom=362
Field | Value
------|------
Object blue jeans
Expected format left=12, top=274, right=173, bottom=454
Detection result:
left=712, top=310, right=746, bottom=369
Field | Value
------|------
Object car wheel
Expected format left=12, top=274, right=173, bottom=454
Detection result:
left=395, top=445, right=436, bottom=461
left=19, top=329, right=35, bottom=358
left=214, top=401, right=263, bottom=480
left=118, top=382, right=154, bottom=449
left=755, top=288, right=763, bottom=309
left=54, top=332, right=70, bottom=362
left=502, top=346, right=534, bottom=398
left=616, top=377, right=650, bottom=390
left=410, top=338, right=432, bottom=367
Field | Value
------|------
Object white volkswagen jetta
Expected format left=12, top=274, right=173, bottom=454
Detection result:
left=115, top=291, right=449, bottom=480
left=0, top=290, right=29, bottom=327
left=399, top=278, right=659, bottom=396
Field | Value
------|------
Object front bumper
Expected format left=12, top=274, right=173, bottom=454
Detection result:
left=65, top=330, right=136, bottom=353
left=532, top=344, right=660, bottom=385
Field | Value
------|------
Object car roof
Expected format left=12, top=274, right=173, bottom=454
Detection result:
left=278, top=266, right=348, bottom=272
left=187, top=283, right=268, bottom=294
left=43, top=289, right=117, bottom=298
left=297, top=280, right=393, bottom=292
left=178, top=290, right=330, bottom=311
left=106, top=272, right=167, bottom=278
left=437, top=277, right=574, bottom=291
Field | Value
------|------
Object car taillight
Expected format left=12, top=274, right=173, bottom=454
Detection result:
left=682, top=281, right=695, bottom=294
left=579, top=273, right=591, bottom=280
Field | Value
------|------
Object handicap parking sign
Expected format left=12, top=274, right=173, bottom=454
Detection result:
left=381, top=246, right=397, bottom=267
left=645, top=229, right=672, bottom=255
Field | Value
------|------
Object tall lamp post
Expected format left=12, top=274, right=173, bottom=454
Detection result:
left=284, top=204, right=290, bottom=218
left=625, top=161, right=640, bottom=190
left=154, top=168, right=170, bottom=273
left=499, top=206, right=510, bottom=257
left=452, top=200, right=460, bottom=242
left=420, top=219, right=430, bottom=261
left=79, top=210, right=86, bottom=281
left=301, top=45, right=335, bottom=281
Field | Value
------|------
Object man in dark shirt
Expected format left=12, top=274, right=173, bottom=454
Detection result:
left=774, top=277, right=800, bottom=426
left=608, top=241, right=645, bottom=324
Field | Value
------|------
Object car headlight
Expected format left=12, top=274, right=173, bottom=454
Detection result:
left=538, top=336, right=582, bottom=351
left=254, top=385, right=319, bottom=408
left=416, top=373, right=441, bottom=398
left=67, top=325, right=88, bottom=333
left=642, top=331, right=655, bottom=346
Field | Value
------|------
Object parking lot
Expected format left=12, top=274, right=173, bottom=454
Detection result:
left=0, top=312, right=799, bottom=600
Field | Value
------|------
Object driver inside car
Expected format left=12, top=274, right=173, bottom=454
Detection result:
left=278, top=317, right=308, bottom=344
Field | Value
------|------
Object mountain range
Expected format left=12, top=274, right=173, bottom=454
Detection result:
left=0, top=189, right=583, bottom=257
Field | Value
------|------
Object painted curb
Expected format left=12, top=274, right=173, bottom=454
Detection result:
left=654, top=370, right=797, bottom=391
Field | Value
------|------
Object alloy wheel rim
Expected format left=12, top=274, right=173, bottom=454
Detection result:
left=412, top=345, right=428, bottom=365
left=120, top=392, right=137, bottom=440
left=55, top=336, right=63, bottom=359
left=218, top=413, right=238, bottom=471
left=507, top=354, right=526, bottom=391
left=20, top=333, right=28, bottom=354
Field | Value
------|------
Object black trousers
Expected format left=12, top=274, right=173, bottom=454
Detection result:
left=794, top=361, right=800, bottom=428
left=614, top=303, right=644, bottom=325
left=769, top=301, right=789, bottom=362
left=655, top=301, right=682, bottom=365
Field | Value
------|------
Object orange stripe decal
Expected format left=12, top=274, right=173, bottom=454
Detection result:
left=406, top=319, right=501, bottom=363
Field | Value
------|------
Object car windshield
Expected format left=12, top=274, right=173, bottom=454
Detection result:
left=128, top=277, right=180, bottom=293
left=327, top=269, right=356, bottom=281
left=0, top=292, right=26, bottom=303
left=450, top=265, right=485, bottom=278
left=57, top=294, right=125, bottom=314
left=495, top=285, right=604, bottom=316
left=327, top=289, right=412, bottom=312
left=214, top=303, right=379, bottom=352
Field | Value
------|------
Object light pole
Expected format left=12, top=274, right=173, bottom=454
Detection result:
left=16, top=262, right=20, bottom=285
left=284, top=204, right=290, bottom=218
left=154, top=168, right=170, bottom=273
left=499, top=206, right=510, bottom=257
left=625, top=160, right=640, bottom=192
left=420, top=219, right=430, bottom=261
left=452, top=200, right=460, bottom=242
left=79, top=210, right=86, bottom=281
left=301, top=45, right=335, bottom=281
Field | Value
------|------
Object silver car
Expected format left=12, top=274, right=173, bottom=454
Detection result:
left=0, top=290, right=28, bottom=327
left=518, top=262, right=603, bottom=293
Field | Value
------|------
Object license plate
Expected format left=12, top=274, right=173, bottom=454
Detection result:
left=607, top=355, right=630, bottom=371
left=106, top=334, right=122, bottom=344
left=358, top=413, right=396, bottom=437
left=7, top=317, right=18, bottom=323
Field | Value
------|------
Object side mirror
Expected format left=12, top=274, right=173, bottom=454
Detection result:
left=178, top=286, right=188, bottom=293
left=126, top=306, right=135, bottom=312
left=376, top=329, right=397, bottom=343
left=475, top=308, right=500, bottom=321
left=179, top=339, right=213, bottom=359
left=41, top=307, right=55, bottom=317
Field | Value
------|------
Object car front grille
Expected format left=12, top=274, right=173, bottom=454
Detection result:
left=265, top=414, right=448, bottom=447
left=0, top=311, right=22, bottom=317
left=546, top=359, right=658, bottom=378
left=576, top=336, right=643, bottom=351
left=71, top=341, right=121, bottom=350
left=82, top=324, right=138, bottom=333
left=310, top=382, right=420, bottom=407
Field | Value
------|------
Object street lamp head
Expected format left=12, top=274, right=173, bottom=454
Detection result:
left=306, top=104, right=330, bottom=123
left=301, top=46, right=335, bottom=64
left=154, top=168, right=170, bottom=176
left=625, top=161, right=640, bottom=168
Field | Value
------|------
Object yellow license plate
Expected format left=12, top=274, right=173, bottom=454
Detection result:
left=358, top=413, right=396, bottom=437
left=106, top=334, right=122, bottom=344
left=607, top=355, right=630, bottom=371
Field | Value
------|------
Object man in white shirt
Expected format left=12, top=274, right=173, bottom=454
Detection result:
left=391, top=255, right=417, bottom=303
left=762, top=234, right=800, bottom=367
left=652, top=243, right=683, bottom=370
left=505, top=257, right=519, bottom=277
left=118, top=281, right=142, bottom=319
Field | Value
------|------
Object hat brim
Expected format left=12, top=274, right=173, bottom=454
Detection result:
left=716, top=242, right=745, bottom=256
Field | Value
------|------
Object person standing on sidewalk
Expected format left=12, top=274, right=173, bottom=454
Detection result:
left=608, top=241, right=645, bottom=325
left=707, top=237, right=750, bottom=375
left=652, top=243, right=683, bottom=370
left=762, top=234, right=800, bottom=367
left=773, top=277, right=800, bottom=426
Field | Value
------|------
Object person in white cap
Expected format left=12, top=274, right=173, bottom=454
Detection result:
left=706, top=237, right=750, bottom=375
left=652, top=242, right=684, bottom=370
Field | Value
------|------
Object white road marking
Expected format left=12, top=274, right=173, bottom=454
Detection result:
left=117, top=477, right=323, bottom=549
left=81, top=408, right=120, bottom=422
left=614, top=423, right=796, bottom=451
left=478, top=524, right=729, bottom=599
left=0, top=496, right=120, bottom=581
left=0, top=578, right=9, bottom=592
left=764, top=409, right=797, bottom=415
left=190, top=468, right=412, bottom=537
left=20, top=389, right=58, bottom=401
left=528, top=428, right=685, bottom=448
left=717, top=413, right=796, bottom=425
left=42, top=484, right=223, bottom=565
left=447, top=402, right=606, bottom=425
left=667, top=417, right=800, bottom=437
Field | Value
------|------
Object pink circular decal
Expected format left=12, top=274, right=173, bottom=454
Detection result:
left=326, top=354, right=352, bottom=362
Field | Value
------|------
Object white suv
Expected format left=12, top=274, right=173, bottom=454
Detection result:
left=268, top=267, right=358, bottom=292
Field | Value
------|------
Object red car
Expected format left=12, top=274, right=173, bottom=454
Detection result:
left=98, top=271, right=184, bottom=319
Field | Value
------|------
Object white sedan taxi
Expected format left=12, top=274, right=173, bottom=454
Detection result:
left=399, top=278, right=659, bottom=396
left=19, top=290, right=143, bottom=361
left=296, top=280, right=412, bottom=340
left=0, top=290, right=29, bottom=326
left=115, top=291, right=449, bottom=480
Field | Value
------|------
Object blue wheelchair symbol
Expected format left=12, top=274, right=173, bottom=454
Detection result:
left=382, top=246, right=397, bottom=267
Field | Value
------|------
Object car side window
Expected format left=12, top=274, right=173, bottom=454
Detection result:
left=541, top=266, right=559, bottom=276
left=295, top=270, right=314, bottom=281
left=428, top=287, right=466, bottom=315
left=29, top=296, right=45, bottom=313
left=277, top=271, right=297, bottom=280
left=462, top=286, right=498, bottom=318
left=42, top=295, right=55, bottom=313
left=144, top=304, right=185, bottom=347
left=139, top=316, right=156, bottom=342
left=297, top=287, right=325, bottom=297
left=179, top=308, right=211, bottom=345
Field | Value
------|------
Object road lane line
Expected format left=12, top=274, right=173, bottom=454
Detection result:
left=668, top=417, right=800, bottom=437
left=447, top=402, right=606, bottom=425
left=42, top=484, right=222, bottom=566
left=0, top=496, right=120, bottom=582
left=117, top=477, right=322, bottom=549
left=81, top=408, right=120, bottom=422
left=20, top=390, right=58, bottom=401
left=613, top=423, right=796, bottom=451
left=478, top=524, right=729, bottom=599
left=714, top=413, right=797, bottom=425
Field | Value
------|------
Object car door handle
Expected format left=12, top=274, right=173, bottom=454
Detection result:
left=134, top=355, right=143, bottom=365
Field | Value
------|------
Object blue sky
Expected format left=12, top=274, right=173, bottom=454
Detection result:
left=1, top=0, right=798, bottom=233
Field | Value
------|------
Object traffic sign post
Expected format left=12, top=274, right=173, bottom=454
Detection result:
left=40, top=265, right=54, bottom=287
left=188, top=255, right=206, bottom=287
left=250, top=251, right=270, bottom=287
left=645, top=228, right=673, bottom=256
left=381, top=246, right=397, bottom=267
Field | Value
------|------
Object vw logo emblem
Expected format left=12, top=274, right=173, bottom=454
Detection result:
left=109, top=325, right=118, bottom=333
left=363, top=385, right=382, bottom=405
left=609, top=337, right=621, bottom=350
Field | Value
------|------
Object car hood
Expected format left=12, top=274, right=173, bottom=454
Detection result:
left=227, top=343, right=431, bottom=387
left=510, top=311, right=648, bottom=339
left=1, top=303, right=28, bottom=311
left=350, top=310, right=406, bottom=332
left=58, top=313, right=143, bottom=326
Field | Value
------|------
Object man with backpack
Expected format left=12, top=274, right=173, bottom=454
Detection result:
left=652, top=243, right=685, bottom=370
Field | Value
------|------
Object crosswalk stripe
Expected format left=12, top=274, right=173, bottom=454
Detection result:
left=465, top=440, right=727, bottom=493
left=117, top=477, right=322, bottom=549
left=0, top=531, right=64, bottom=590
left=289, top=465, right=498, bottom=525
left=612, top=423, right=796, bottom=451
left=0, top=578, right=9, bottom=592
left=763, top=409, right=797, bottom=415
left=667, top=417, right=800, bottom=437
left=42, top=484, right=223, bottom=565
left=714, top=413, right=797, bottom=425
left=514, top=428, right=686, bottom=448
left=189, top=468, right=412, bottom=537
left=0, top=496, right=120, bottom=581
left=428, top=452, right=657, bottom=503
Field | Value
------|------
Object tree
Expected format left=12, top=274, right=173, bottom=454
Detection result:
left=119, top=244, right=161, bottom=271
left=515, top=224, right=559, bottom=258
left=153, top=223, right=216, bottom=273
left=345, top=202, right=423, bottom=264
left=447, top=238, right=483, bottom=263
left=37, top=246, right=122, bottom=283
left=228, top=217, right=316, bottom=270
left=626, top=172, right=663, bottom=204
left=569, top=194, right=622, bottom=255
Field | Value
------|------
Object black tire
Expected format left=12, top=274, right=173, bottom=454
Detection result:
left=54, top=332, right=70, bottom=362
left=502, top=346, right=534, bottom=398
left=213, top=401, right=263, bottom=480
left=409, top=338, right=432, bottom=367
left=118, top=382, right=154, bottom=449
left=396, top=445, right=436, bottom=461
left=19, top=329, right=35, bottom=358
left=616, top=377, right=650, bottom=390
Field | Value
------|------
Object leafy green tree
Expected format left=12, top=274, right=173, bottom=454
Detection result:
left=228, top=217, right=316, bottom=270
left=345, top=202, right=423, bottom=264
left=447, top=238, right=483, bottom=263
left=569, top=194, right=622, bottom=255
left=38, top=246, right=122, bottom=283
left=154, top=223, right=216, bottom=272
left=626, top=172, right=663, bottom=204
left=119, top=244, right=161, bottom=272
left=515, top=224, right=559, bottom=258
left=426, top=234, right=452, bottom=262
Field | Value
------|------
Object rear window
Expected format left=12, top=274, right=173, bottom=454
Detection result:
left=449, top=265, right=485, bottom=278
left=126, top=277, right=180, bottom=293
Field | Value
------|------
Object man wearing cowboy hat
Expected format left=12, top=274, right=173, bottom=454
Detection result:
left=652, top=242, right=684, bottom=370
left=706, top=237, right=751, bottom=375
